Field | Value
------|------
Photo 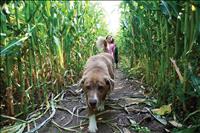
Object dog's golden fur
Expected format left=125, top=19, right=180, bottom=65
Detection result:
left=83, top=53, right=114, bottom=80
left=80, top=52, right=114, bottom=132
left=80, top=53, right=114, bottom=111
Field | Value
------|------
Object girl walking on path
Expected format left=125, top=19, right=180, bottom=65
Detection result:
left=106, top=35, right=119, bottom=69
left=96, top=35, right=119, bottom=69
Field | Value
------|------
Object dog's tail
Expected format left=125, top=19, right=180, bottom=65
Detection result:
left=96, top=36, right=107, bottom=52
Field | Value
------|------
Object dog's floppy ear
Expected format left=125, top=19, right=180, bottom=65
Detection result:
left=104, top=77, right=114, bottom=90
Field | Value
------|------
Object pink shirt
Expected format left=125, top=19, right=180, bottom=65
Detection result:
left=107, top=43, right=115, bottom=58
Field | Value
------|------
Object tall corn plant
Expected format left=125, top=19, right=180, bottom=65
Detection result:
left=118, top=0, right=200, bottom=126
left=0, top=0, right=108, bottom=126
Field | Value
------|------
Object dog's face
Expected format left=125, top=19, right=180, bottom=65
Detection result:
left=80, top=75, right=114, bottom=111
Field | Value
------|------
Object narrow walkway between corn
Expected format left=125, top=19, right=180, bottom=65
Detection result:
left=27, top=69, right=166, bottom=133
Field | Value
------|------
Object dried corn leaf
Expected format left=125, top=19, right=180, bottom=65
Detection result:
left=1, top=122, right=26, bottom=133
left=124, top=97, right=146, bottom=106
left=168, top=120, right=183, bottom=128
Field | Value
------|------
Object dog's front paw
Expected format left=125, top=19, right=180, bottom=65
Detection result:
left=88, top=124, right=97, bottom=133
left=88, top=115, right=98, bottom=133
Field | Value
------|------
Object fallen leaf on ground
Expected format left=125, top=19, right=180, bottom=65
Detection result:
left=153, top=115, right=168, bottom=125
left=1, top=122, right=26, bottom=133
left=126, top=107, right=148, bottom=113
left=126, top=116, right=136, bottom=125
left=124, top=97, right=146, bottom=106
left=152, top=104, right=172, bottom=116
left=122, top=127, right=131, bottom=133
left=168, top=120, right=183, bottom=128
left=145, top=107, right=167, bottom=126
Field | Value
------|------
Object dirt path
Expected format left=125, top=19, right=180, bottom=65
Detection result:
left=30, top=69, right=166, bottom=133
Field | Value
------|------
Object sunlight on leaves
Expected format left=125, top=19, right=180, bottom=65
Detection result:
left=191, top=5, right=196, bottom=11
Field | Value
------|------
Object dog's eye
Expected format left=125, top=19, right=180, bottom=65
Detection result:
left=85, top=86, right=90, bottom=90
left=98, top=86, right=104, bottom=92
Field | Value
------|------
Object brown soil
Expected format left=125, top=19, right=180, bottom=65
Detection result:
left=28, top=69, right=168, bottom=133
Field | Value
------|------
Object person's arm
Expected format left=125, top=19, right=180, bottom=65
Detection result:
left=112, top=44, right=115, bottom=53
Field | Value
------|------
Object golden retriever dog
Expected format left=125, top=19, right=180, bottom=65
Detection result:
left=79, top=37, right=114, bottom=132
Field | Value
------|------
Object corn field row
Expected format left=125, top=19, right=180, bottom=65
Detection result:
left=0, top=0, right=200, bottom=131
left=118, top=1, right=200, bottom=126
left=0, top=1, right=108, bottom=125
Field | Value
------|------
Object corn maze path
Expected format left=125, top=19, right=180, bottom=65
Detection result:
left=28, top=69, right=167, bottom=133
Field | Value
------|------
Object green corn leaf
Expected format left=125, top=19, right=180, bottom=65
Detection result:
left=0, top=122, right=26, bottom=133
left=0, top=36, right=29, bottom=56
left=45, top=1, right=51, bottom=17
left=53, top=36, right=64, bottom=68
left=160, top=0, right=172, bottom=19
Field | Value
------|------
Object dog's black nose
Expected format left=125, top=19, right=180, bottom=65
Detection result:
left=89, top=99, right=97, bottom=107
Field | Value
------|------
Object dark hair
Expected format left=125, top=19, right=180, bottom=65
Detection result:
left=106, top=35, right=115, bottom=43
left=111, top=38, right=114, bottom=43
left=106, top=35, right=112, bottom=40
left=103, top=40, right=109, bottom=53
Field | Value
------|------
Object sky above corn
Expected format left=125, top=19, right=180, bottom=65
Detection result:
left=91, top=1, right=121, bottom=36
